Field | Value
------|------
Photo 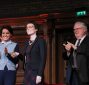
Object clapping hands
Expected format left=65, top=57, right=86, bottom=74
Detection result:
left=4, top=47, right=19, bottom=58
left=63, top=41, right=77, bottom=52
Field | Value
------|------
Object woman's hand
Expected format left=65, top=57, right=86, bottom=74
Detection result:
left=4, top=47, right=8, bottom=55
left=10, top=52, right=19, bottom=58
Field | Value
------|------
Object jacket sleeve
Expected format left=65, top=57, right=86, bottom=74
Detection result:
left=6, top=44, right=19, bottom=64
left=62, top=52, right=70, bottom=60
left=38, top=38, right=47, bottom=76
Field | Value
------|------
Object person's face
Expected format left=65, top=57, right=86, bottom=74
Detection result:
left=1, top=28, right=12, bottom=41
left=73, top=23, right=86, bottom=39
left=26, top=23, right=37, bottom=35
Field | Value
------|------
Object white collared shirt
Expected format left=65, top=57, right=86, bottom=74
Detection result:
left=1, top=40, right=12, bottom=45
left=75, top=35, right=86, bottom=46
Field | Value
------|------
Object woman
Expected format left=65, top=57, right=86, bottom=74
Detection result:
left=0, top=25, right=20, bottom=85
left=24, top=21, right=47, bottom=85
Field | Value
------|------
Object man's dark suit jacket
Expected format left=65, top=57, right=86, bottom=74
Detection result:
left=24, top=36, right=47, bottom=76
left=75, top=35, right=89, bottom=82
left=63, top=35, right=89, bottom=83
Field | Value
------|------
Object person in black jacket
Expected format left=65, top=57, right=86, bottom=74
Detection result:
left=63, top=21, right=89, bottom=85
left=23, top=21, right=47, bottom=85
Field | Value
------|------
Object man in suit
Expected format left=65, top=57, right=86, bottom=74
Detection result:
left=23, top=21, right=47, bottom=85
left=63, top=21, right=89, bottom=85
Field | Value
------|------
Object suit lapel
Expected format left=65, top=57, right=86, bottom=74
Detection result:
left=79, top=36, right=87, bottom=47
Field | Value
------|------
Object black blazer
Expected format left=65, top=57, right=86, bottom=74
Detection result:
left=75, top=35, right=89, bottom=82
left=24, top=36, right=47, bottom=76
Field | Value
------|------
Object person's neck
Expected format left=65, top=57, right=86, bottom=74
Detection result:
left=77, top=34, right=86, bottom=40
left=2, top=40, right=11, bottom=42
left=30, top=34, right=37, bottom=41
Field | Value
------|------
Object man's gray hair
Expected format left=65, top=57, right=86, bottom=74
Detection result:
left=74, top=21, right=87, bottom=31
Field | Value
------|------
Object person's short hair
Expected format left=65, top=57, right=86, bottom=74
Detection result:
left=74, top=21, right=88, bottom=31
left=0, top=25, right=13, bottom=35
left=26, top=21, right=39, bottom=30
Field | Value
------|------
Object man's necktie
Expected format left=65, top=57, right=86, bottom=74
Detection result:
left=29, top=36, right=33, bottom=45
left=76, top=39, right=81, bottom=47
left=73, top=39, right=81, bottom=68
left=29, top=40, right=33, bottom=45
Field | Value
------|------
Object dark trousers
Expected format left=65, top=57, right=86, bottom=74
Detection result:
left=24, top=68, right=43, bottom=85
left=65, top=65, right=72, bottom=84
left=70, top=68, right=89, bottom=85
left=0, top=66, right=16, bottom=85
left=69, top=68, right=80, bottom=85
